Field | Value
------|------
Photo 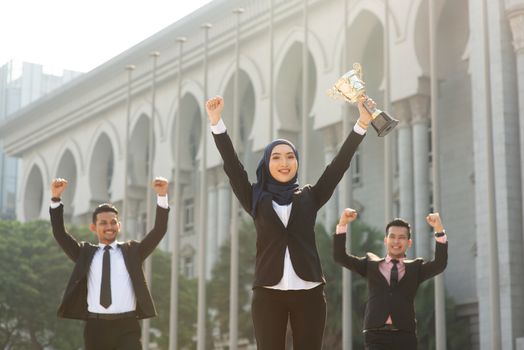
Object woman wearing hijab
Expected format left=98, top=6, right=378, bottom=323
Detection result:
left=206, top=95, right=373, bottom=350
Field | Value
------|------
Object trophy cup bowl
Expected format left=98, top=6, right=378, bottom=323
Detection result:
left=328, top=63, right=398, bottom=137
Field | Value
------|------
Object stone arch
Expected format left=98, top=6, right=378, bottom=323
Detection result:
left=342, top=9, right=385, bottom=103
left=274, top=40, right=318, bottom=142
left=89, top=132, right=115, bottom=202
left=333, top=2, right=401, bottom=74
left=172, top=92, right=202, bottom=170
left=217, top=69, right=256, bottom=145
left=130, top=102, right=166, bottom=143
left=21, top=156, right=49, bottom=221
left=413, top=0, right=468, bottom=78
left=54, top=138, right=84, bottom=175
left=275, top=27, right=329, bottom=74
left=55, top=149, right=78, bottom=218
left=129, top=113, right=154, bottom=186
left=216, top=55, right=264, bottom=142
left=88, top=121, right=122, bottom=161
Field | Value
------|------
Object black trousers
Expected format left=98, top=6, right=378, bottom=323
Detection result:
left=84, top=317, right=142, bottom=350
left=364, top=330, right=418, bottom=350
left=251, top=285, right=326, bottom=350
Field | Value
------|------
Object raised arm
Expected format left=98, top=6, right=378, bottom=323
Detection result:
left=139, top=177, right=170, bottom=259
left=49, top=178, right=81, bottom=261
left=333, top=208, right=367, bottom=277
left=207, top=96, right=253, bottom=214
left=311, top=100, right=374, bottom=208
left=419, top=213, right=448, bottom=282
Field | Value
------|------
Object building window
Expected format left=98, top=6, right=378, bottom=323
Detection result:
left=184, top=198, right=194, bottom=232
left=182, top=256, right=194, bottom=278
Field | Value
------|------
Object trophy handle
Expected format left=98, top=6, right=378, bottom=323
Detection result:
left=360, top=96, right=399, bottom=137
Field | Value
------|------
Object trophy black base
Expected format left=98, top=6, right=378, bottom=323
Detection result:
left=371, top=111, right=399, bottom=137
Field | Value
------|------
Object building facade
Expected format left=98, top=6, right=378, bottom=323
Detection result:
left=0, top=61, right=82, bottom=219
left=1, top=0, right=523, bottom=348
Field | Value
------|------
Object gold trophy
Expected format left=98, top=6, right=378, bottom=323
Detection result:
left=328, top=63, right=398, bottom=137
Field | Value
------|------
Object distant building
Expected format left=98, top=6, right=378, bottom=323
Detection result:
left=0, top=61, right=82, bottom=219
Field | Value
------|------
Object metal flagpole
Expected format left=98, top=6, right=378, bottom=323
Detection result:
left=142, top=50, right=160, bottom=349
left=428, top=1, right=447, bottom=349
left=269, top=0, right=275, bottom=140
left=169, top=37, right=186, bottom=350
left=480, top=0, right=502, bottom=347
left=383, top=0, right=393, bottom=225
left=122, top=64, right=135, bottom=241
left=301, top=0, right=309, bottom=185
left=341, top=0, right=352, bottom=349
left=229, top=8, right=244, bottom=350
left=197, top=23, right=212, bottom=350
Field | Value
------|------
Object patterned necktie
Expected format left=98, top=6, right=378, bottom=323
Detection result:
left=100, top=245, right=112, bottom=308
left=390, top=259, right=399, bottom=287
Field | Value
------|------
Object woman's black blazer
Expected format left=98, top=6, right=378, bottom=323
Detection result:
left=213, top=129, right=364, bottom=288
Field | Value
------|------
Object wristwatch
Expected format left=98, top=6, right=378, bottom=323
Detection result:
left=51, top=197, right=61, bottom=203
left=434, top=230, right=446, bottom=237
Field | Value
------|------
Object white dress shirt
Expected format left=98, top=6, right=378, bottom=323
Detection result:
left=87, top=240, right=137, bottom=313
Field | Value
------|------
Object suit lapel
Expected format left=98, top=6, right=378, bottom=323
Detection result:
left=368, top=254, right=389, bottom=286
left=78, top=244, right=98, bottom=278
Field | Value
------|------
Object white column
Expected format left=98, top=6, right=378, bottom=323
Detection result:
left=508, top=4, right=524, bottom=346
left=508, top=2, right=524, bottom=272
left=410, top=95, right=430, bottom=259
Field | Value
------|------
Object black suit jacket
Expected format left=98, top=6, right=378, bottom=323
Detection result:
left=333, top=234, right=448, bottom=332
left=50, top=204, right=169, bottom=320
left=213, top=130, right=364, bottom=287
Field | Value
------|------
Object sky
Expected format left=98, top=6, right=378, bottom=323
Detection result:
left=0, top=0, right=214, bottom=74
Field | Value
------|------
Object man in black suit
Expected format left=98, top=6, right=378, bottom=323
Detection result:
left=49, top=177, right=170, bottom=350
left=333, top=208, right=448, bottom=350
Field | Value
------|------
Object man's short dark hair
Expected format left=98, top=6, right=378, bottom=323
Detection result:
left=385, top=218, right=411, bottom=239
left=92, top=203, right=119, bottom=224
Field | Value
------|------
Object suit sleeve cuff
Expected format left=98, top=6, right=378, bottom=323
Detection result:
left=353, top=122, right=367, bottom=135
left=210, top=119, right=227, bottom=134
left=435, top=235, right=447, bottom=244
left=157, top=195, right=169, bottom=209
left=336, top=224, right=348, bottom=234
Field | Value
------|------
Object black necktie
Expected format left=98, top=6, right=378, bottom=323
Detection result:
left=100, top=245, right=112, bottom=308
left=390, top=259, right=399, bottom=288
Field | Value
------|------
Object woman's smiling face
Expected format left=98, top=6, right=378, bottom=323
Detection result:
left=268, top=144, right=298, bottom=183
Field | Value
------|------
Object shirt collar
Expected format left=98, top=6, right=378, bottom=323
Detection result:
left=98, top=241, right=119, bottom=250
left=385, top=255, right=405, bottom=264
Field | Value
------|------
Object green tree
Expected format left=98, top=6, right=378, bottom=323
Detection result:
left=149, top=249, right=198, bottom=350
left=0, top=220, right=90, bottom=349
left=0, top=219, right=198, bottom=350
left=207, top=219, right=257, bottom=347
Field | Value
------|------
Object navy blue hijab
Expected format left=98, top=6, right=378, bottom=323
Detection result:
left=251, top=139, right=299, bottom=217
